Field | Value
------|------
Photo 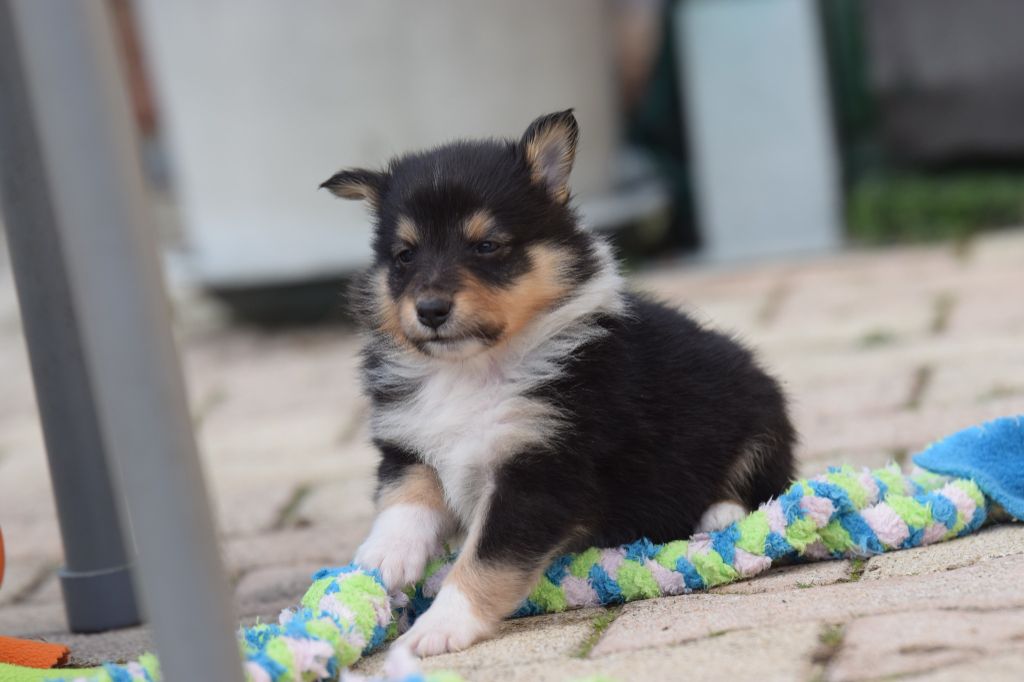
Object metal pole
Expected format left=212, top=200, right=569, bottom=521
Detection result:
left=0, top=2, right=245, bottom=680
left=0, top=3, right=140, bottom=635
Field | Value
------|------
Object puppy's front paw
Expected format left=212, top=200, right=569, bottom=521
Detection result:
left=354, top=504, right=445, bottom=592
left=397, top=586, right=495, bottom=656
left=354, top=538, right=433, bottom=595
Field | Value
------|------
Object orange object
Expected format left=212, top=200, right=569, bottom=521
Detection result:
left=0, top=637, right=70, bottom=669
left=0, top=533, right=70, bottom=669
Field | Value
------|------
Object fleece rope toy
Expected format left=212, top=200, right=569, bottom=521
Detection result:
left=406, top=465, right=986, bottom=623
left=2, top=416, right=1020, bottom=682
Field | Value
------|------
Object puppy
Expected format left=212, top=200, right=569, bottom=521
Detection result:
left=322, top=110, right=795, bottom=656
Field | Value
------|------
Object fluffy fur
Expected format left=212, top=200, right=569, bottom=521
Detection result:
left=323, top=110, right=795, bottom=656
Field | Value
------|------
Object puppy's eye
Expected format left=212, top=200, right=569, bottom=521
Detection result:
left=474, top=241, right=501, bottom=255
left=395, top=248, right=415, bottom=265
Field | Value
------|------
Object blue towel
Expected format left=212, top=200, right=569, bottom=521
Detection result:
left=913, top=415, right=1024, bottom=521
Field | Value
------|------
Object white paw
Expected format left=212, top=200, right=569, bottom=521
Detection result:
left=354, top=504, right=446, bottom=592
left=697, top=501, right=748, bottom=532
left=395, top=585, right=494, bottom=657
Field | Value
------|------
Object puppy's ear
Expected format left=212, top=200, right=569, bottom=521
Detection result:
left=520, top=109, right=579, bottom=203
left=320, top=168, right=385, bottom=207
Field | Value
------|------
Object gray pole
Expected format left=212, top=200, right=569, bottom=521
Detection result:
left=0, top=2, right=245, bottom=680
left=0, top=3, right=139, bottom=635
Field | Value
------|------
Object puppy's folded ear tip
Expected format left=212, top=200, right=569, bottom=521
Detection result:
left=319, top=172, right=343, bottom=191
left=521, top=110, right=580, bottom=203
left=318, top=175, right=344, bottom=191
left=528, top=108, right=578, bottom=130
left=321, top=168, right=383, bottom=203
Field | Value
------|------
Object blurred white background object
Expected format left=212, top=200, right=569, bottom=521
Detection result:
left=136, top=0, right=623, bottom=287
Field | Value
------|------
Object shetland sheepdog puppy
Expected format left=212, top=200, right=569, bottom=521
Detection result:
left=322, top=110, right=795, bottom=656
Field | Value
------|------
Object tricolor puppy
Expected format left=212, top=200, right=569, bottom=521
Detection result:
left=322, top=110, right=795, bottom=656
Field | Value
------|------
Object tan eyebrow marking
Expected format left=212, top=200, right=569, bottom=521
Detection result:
left=463, top=210, right=495, bottom=242
left=396, top=216, right=419, bottom=245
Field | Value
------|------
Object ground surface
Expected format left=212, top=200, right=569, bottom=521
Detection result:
left=1, top=230, right=1023, bottom=681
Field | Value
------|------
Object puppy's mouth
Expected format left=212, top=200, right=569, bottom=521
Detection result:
left=410, top=325, right=503, bottom=358
left=421, top=336, right=474, bottom=349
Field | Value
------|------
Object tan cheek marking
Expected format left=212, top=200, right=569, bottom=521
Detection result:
left=397, top=297, right=419, bottom=335
left=372, top=269, right=421, bottom=347
left=498, top=245, right=570, bottom=338
left=454, top=275, right=508, bottom=335
left=455, top=245, right=570, bottom=340
left=372, top=268, right=405, bottom=340
left=463, top=210, right=494, bottom=242
left=378, top=464, right=446, bottom=511
left=396, top=216, right=419, bottom=245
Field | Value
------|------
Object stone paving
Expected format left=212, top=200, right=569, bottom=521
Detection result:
left=1, top=229, right=1023, bottom=680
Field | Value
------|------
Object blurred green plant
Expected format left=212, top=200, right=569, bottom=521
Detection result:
left=847, top=173, right=1024, bottom=244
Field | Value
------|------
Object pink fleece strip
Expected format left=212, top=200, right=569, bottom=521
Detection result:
left=940, top=483, right=978, bottom=522
left=561, top=575, right=600, bottom=608
left=314, top=594, right=357, bottom=627
left=800, top=496, right=836, bottom=527
left=765, top=501, right=787, bottom=534
left=858, top=471, right=880, bottom=503
left=732, top=547, right=772, bottom=578
left=281, top=636, right=334, bottom=678
left=245, top=662, right=273, bottom=682
left=861, top=502, right=910, bottom=548
left=922, top=522, right=950, bottom=545
left=598, top=548, right=627, bottom=576
left=803, top=539, right=833, bottom=560
left=687, top=535, right=712, bottom=558
left=646, top=558, right=688, bottom=596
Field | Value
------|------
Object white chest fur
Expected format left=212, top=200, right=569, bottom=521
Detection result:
left=368, top=239, right=625, bottom=529
left=371, top=357, right=559, bottom=528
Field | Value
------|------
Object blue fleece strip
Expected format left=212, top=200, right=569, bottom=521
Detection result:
left=588, top=564, right=624, bottom=604
left=711, top=525, right=740, bottom=566
left=809, top=480, right=856, bottom=516
left=839, top=512, right=885, bottom=554
left=919, top=491, right=958, bottom=529
left=674, top=556, right=705, bottom=590
left=779, top=486, right=806, bottom=524
left=544, top=554, right=574, bottom=583
left=764, top=532, right=795, bottom=560
left=624, top=537, right=659, bottom=562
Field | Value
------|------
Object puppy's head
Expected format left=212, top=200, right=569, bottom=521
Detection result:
left=324, top=110, right=600, bottom=359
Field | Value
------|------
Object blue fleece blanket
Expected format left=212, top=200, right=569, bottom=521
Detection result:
left=914, top=414, right=1024, bottom=521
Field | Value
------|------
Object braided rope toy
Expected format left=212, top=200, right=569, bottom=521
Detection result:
left=4, top=416, right=1020, bottom=682
left=406, top=465, right=986, bottom=623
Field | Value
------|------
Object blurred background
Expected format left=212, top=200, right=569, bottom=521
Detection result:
left=2, top=1, right=1024, bottom=672
left=106, top=0, right=1024, bottom=323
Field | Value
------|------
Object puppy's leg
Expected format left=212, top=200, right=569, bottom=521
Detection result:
left=355, top=445, right=456, bottom=593
left=696, top=500, right=748, bottom=532
left=697, top=434, right=792, bottom=533
left=398, top=456, right=580, bottom=656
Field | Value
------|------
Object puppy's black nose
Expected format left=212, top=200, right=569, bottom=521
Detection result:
left=416, top=298, right=452, bottom=329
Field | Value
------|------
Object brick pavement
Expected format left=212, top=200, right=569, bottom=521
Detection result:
left=1, top=229, right=1023, bottom=680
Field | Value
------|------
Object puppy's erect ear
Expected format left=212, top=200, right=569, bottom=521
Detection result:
left=320, top=168, right=385, bottom=207
left=520, top=109, right=579, bottom=203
